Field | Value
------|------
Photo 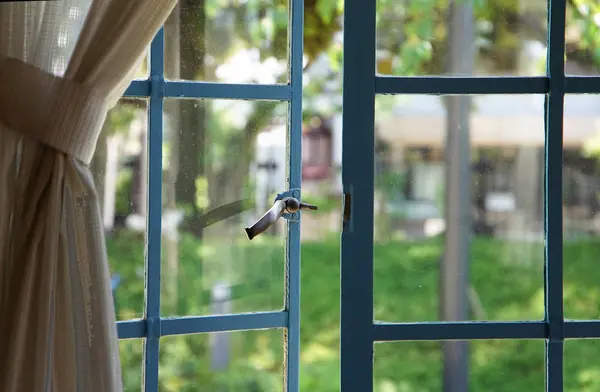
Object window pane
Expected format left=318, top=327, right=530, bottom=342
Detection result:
left=375, top=0, right=547, bottom=76
left=565, top=7, right=600, bottom=75
left=120, top=338, right=143, bottom=391
left=373, top=94, right=544, bottom=322
left=163, top=1, right=289, bottom=84
left=159, top=329, right=284, bottom=391
left=161, top=98, right=288, bottom=316
left=133, top=49, right=149, bottom=79
left=93, top=98, right=148, bottom=321
left=563, top=94, right=600, bottom=319
left=374, top=340, right=544, bottom=391
left=565, top=339, right=600, bottom=391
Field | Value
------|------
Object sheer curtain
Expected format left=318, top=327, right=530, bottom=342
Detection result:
left=0, top=1, right=176, bottom=390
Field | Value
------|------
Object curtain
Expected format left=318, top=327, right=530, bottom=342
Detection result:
left=0, top=1, right=176, bottom=390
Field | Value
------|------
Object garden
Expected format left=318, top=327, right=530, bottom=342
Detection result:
left=108, top=230, right=600, bottom=391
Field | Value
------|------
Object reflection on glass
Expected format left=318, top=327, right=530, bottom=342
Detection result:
left=373, top=95, right=545, bottom=322
left=161, top=98, right=288, bottom=316
left=375, top=0, right=548, bottom=77
left=159, top=329, right=284, bottom=392
left=163, top=1, right=289, bottom=83
left=119, top=339, right=143, bottom=391
left=374, top=340, right=544, bottom=392
left=565, top=339, right=600, bottom=391
left=563, top=94, right=600, bottom=319
left=91, top=98, right=148, bottom=321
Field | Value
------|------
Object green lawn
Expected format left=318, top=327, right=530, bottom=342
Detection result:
left=107, top=231, right=600, bottom=391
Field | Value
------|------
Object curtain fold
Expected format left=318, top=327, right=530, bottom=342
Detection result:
left=0, top=1, right=176, bottom=391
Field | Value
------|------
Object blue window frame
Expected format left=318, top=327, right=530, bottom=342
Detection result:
left=110, top=0, right=600, bottom=390
left=118, top=1, right=304, bottom=390
left=341, top=0, right=600, bottom=391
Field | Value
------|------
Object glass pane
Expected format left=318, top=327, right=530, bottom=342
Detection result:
left=300, top=116, right=343, bottom=242
left=164, top=1, right=289, bottom=84
left=375, top=0, right=547, bottom=76
left=565, top=339, right=600, bottom=391
left=563, top=94, right=600, bottom=319
left=565, top=6, right=600, bottom=75
left=374, top=340, right=544, bottom=391
left=133, top=49, right=149, bottom=79
left=120, top=338, right=143, bottom=391
left=92, top=98, right=148, bottom=321
left=161, top=98, right=288, bottom=316
left=159, top=329, right=284, bottom=391
left=373, top=94, right=544, bottom=322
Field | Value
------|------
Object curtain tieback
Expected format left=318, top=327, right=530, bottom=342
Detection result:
left=0, top=55, right=107, bottom=164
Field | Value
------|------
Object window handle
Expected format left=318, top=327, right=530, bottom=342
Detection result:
left=244, top=197, right=318, bottom=240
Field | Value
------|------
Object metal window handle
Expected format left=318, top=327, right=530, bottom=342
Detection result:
left=244, top=197, right=318, bottom=240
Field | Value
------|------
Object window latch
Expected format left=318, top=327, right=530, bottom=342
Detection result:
left=244, top=194, right=318, bottom=240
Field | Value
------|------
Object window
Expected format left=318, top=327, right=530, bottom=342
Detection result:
left=107, top=0, right=305, bottom=390
left=341, top=0, right=600, bottom=391
left=97, top=0, right=600, bottom=390
left=302, top=117, right=333, bottom=180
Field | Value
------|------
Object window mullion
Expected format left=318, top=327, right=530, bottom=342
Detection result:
left=544, top=0, right=567, bottom=391
left=143, top=28, right=165, bottom=392
left=284, top=0, right=304, bottom=391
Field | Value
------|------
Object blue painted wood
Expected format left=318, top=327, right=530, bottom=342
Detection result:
left=124, top=80, right=151, bottom=97
left=376, top=76, right=548, bottom=95
left=545, top=0, right=566, bottom=390
left=546, top=340, right=563, bottom=392
left=117, top=320, right=147, bottom=339
left=165, top=81, right=291, bottom=100
left=564, top=76, right=600, bottom=94
left=285, top=0, right=304, bottom=391
left=563, top=321, right=600, bottom=338
left=125, top=75, right=600, bottom=99
left=373, top=321, right=547, bottom=341
left=162, top=311, right=289, bottom=335
left=143, top=28, right=165, bottom=392
left=117, top=312, right=288, bottom=339
left=340, top=0, right=376, bottom=390
left=118, top=317, right=600, bottom=341
left=125, top=80, right=290, bottom=100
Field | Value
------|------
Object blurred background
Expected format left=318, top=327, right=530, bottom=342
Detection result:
left=91, top=0, right=600, bottom=391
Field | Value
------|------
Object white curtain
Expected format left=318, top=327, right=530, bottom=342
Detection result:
left=0, top=1, right=176, bottom=390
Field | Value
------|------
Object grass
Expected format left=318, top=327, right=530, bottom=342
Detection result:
left=106, top=230, right=600, bottom=391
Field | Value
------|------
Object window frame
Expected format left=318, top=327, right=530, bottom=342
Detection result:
left=341, top=0, right=599, bottom=391
left=117, top=1, right=305, bottom=390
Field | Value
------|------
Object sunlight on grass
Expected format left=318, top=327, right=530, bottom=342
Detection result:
left=301, top=342, right=337, bottom=363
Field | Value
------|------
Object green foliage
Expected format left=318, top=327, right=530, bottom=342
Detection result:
left=304, top=0, right=343, bottom=62
left=568, top=0, right=600, bottom=66
left=195, top=176, right=210, bottom=210
left=114, top=170, right=133, bottom=217
left=376, top=172, right=407, bottom=200
left=108, top=232, right=600, bottom=391
left=375, top=0, right=600, bottom=76
left=301, top=191, right=340, bottom=213
left=105, top=103, right=138, bottom=136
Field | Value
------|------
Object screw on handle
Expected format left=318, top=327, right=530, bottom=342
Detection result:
left=244, top=197, right=318, bottom=240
